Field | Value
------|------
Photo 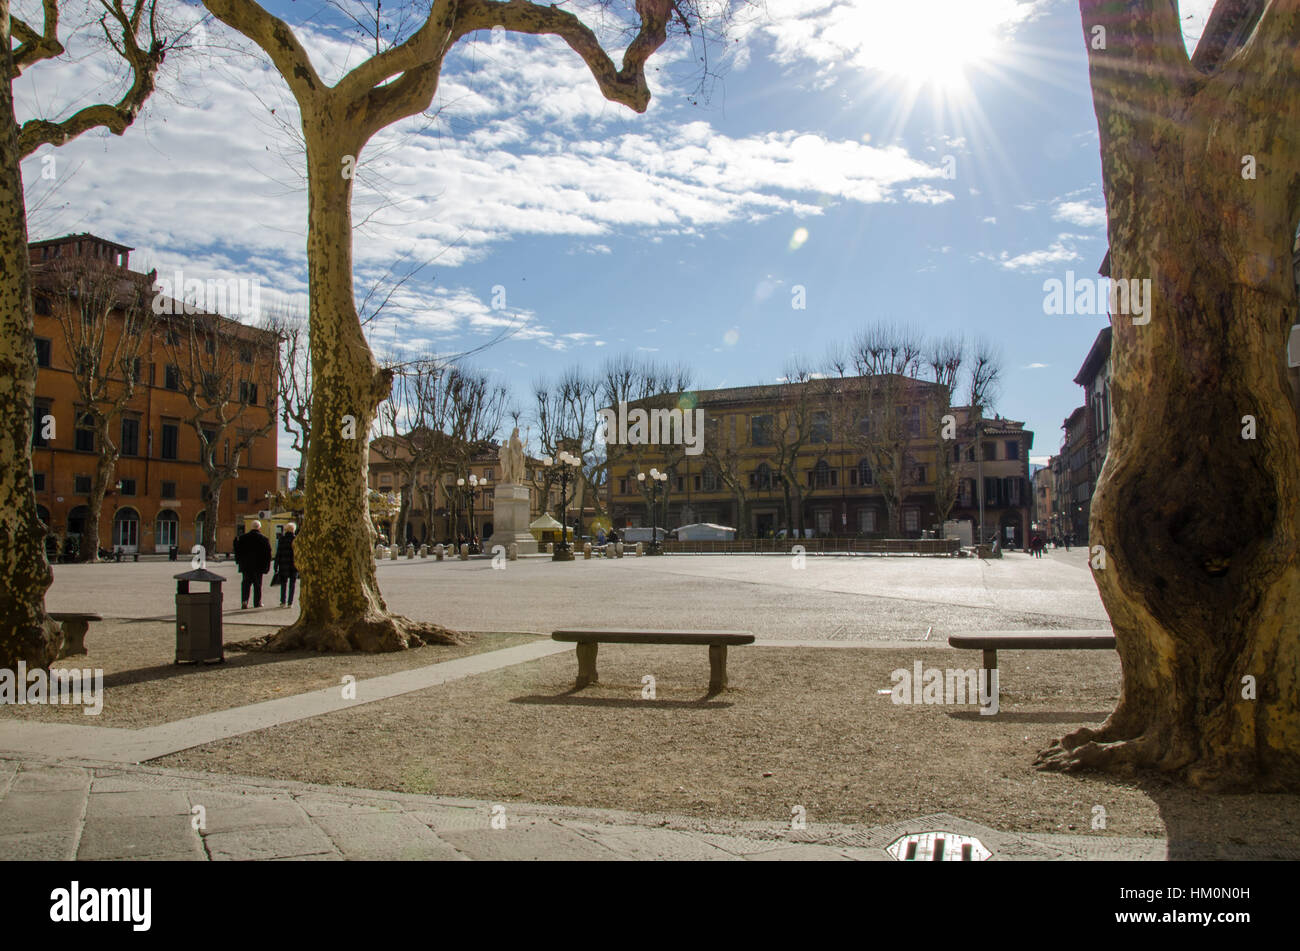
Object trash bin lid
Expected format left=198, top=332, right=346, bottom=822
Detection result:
left=174, top=568, right=225, bottom=582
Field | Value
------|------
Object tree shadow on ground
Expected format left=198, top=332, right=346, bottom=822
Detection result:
left=511, top=693, right=733, bottom=710
left=1133, top=776, right=1300, bottom=859
left=948, top=711, right=1113, bottom=723
left=93, top=650, right=309, bottom=690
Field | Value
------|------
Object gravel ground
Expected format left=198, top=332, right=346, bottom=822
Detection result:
left=157, top=644, right=1300, bottom=844
left=0, top=622, right=536, bottom=727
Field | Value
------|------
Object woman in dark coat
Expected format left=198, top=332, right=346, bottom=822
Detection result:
left=275, top=524, right=299, bottom=607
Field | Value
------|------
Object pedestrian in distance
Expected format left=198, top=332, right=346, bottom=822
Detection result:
left=275, top=523, right=299, bottom=607
left=234, top=520, right=273, bottom=609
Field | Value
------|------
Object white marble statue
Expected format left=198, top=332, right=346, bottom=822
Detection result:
left=499, top=427, right=526, bottom=485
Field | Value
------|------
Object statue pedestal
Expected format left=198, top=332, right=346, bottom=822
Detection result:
left=493, top=483, right=538, bottom=555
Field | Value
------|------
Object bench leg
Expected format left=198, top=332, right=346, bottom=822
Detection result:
left=575, top=642, right=599, bottom=687
left=708, top=644, right=727, bottom=692
left=57, top=619, right=90, bottom=659
left=981, top=649, right=999, bottom=715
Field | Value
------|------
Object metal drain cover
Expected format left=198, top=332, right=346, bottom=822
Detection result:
left=887, top=831, right=992, bottom=861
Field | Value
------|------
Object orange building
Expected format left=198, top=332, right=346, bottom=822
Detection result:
left=28, top=234, right=279, bottom=557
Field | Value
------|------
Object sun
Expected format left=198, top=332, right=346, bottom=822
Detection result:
left=836, top=0, right=1024, bottom=92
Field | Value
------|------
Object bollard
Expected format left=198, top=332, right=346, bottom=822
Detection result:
left=419, top=544, right=428, bottom=558
left=407, top=544, right=415, bottom=559
left=636, top=542, right=644, bottom=556
left=583, top=542, right=592, bottom=560
left=459, top=543, right=469, bottom=561
left=547, top=542, right=554, bottom=555
left=389, top=546, right=398, bottom=560
left=435, top=544, right=444, bottom=561
left=616, top=542, right=624, bottom=558
left=508, top=543, right=518, bottom=561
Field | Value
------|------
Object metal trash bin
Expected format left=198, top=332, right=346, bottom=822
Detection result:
left=169, top=546, right=178, bottom=562
left=174, top=568, right=225, bottom=664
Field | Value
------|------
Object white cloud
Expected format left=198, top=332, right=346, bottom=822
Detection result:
left=987, top=234, right=1085, bottom=272
left=1053, top=200, right=1106, bottom=228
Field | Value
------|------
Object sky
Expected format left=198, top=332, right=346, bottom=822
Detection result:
left=15, top=0, right=1218, bottom=471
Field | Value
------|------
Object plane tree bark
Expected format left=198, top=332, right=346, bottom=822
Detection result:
left=1036, top=0, right=1300, bottom=789
left=202, top=0, right=681, bottom=651
left=0, top=0, right=169, bottom=669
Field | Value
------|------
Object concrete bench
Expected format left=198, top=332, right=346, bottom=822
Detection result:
left=948, top=630, right=1116, bottom=709
left=50, top=612, right=103, bottom=658
left=552, top=629, right=755, bottom=692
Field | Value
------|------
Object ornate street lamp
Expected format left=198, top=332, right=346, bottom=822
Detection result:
left=456, top=473, right=488, bottom=550
left=542, top=450, right=580, bottom=561
left=637, top=467, right=668, bottom=555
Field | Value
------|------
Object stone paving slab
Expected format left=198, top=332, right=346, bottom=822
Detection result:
left=0, top=754, right=1177, bottom=861
left=76, top=816, right=203, bottom=860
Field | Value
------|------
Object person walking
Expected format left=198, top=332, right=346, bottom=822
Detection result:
left=275, top=523, right=299, bottom=607
left=234, top=520, right=272, bottom=609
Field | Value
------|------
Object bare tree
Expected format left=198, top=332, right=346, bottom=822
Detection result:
left=1, top=0, right=173, bottom=669
left=263, top=301, right=310, bottom=490
left=925, top=334, right=966, bottom=529
left=36, top=255, right=154, bottom=560
left=200, top=0, right=715, bottom=651
left=831, top=324, right=926, bottom=537
left=160, top=310, right=277, bottom=555
left=1036, top=1, right=1300, bottom=789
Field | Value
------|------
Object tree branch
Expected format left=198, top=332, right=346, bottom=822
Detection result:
left=11, top=0, right=63, bottom=73
left=201, top=0, right=327, bottom=107
left=453, top=0, right=673, bottom=113
left=17, top=0, right=166, bottom=156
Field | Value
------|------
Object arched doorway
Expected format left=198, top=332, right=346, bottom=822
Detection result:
left=112, top=507, right=140, bottom=553
left=66, top=505, right=89, bottom=536
left=156, top=510, right=179, bottom=553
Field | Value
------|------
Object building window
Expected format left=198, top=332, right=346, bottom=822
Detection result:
left=751, top=414, right=774, bottom=447
left=164, top=364, right=180, bottom=390
left=810, top=459, right=835, bottom=489
left=161, top=423, right=179, bottom=460
left=156, top=510, right=179, bottom=548
left=810, top=411, right=832, bottom=443
left=34, top=472, right=45, bottom=492
left=201, top=485, right=212, bottom=501
left=200, top=428, right=217, bottom=463
left=132, top=357, right=142, bottom=383
left=74, top=475, right=92, bottom=494
left=858, top=509, right=877, bottom=533
left=239, top=381, right=259, bottom=404
left=74, top=414, right=95, bottom=453
left=120, top=417, right=140, bottom=457
left=236, top=486, right=249, bottom=503
left=34, top=295, right=52, bottom=316
left=161, top=480, right=177, bottom=499
left=752, top=463, right=772, bottom=490
left=118, top=478, right=137, bottom=496
left=903, top=508, right=920, bottom=533
left=31, top=404, right=51, bottom=448
left=239, top=346, right=253, bottom=364
left=702, top=468, right=719, bottom=491
left=1005, top=441, right=1020, bottom=461
left=857, top=460, right=873, bottom=486
left=983, top=441, right=997, bottom=461
left=34, top=337, right=51, bottom=367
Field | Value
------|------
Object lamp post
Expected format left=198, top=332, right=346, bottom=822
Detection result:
left=456, top=474, right=488, bottom=550
left=543, top=451, right=579, bottom=561
left=637, top=468, right=668, bottom=555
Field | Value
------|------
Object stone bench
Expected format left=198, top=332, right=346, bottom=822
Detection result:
left=50, top=612, right=103, bottom=658
left=947, top=630, right=1116, bottom=710
left=552, top=628, right=755, bottom=692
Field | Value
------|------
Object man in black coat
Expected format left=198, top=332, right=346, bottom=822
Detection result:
left=234, top=521, right=273, bottom=608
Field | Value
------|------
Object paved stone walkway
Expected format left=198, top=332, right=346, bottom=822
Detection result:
left=0, top=754, right=1172, bottom=861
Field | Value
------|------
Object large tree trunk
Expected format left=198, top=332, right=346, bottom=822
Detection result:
left=0, top=26, right=57, bottom=668
left=269, top=122, right=458, bottom=652
left=1038, top=15, right=1300, bottom=788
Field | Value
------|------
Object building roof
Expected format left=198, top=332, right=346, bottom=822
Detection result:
left=30, top=233, right=134, bottom=252
left=1073, top=327, right=1112, bottom=386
